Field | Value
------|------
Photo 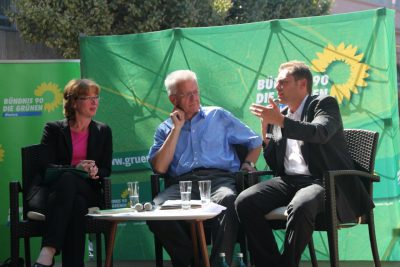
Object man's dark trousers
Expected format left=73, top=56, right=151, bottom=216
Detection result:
left=235, top=175, right=325, bottom=267
left=147, top=171, right=239, bottom=267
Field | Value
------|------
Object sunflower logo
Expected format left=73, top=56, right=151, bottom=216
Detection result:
left=121, top=189, right=130, bottom=207
left=0, top=145, right=5, bottom=162
left=312, top=43, right=369, bottom=104
left=34, top=82, right=63, bottom=112
left=121, top=189, right=129, bottom=199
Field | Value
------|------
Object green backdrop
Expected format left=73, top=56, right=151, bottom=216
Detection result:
left=0, top=7, right=399, bottom=263
left=0, top=60, right=81, bottom=261
left=80, top=8, right=400, bottom=261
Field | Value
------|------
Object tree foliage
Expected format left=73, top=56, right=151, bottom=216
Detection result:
left=7, top=0, right=230, bottom=58
left=227, top=0, right=332, bottom=24
left=7, top=0, right=331, bottom=59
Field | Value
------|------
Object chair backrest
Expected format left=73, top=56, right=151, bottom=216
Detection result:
left=233, top=144, right=248, bottom=165
left=21, top=144, right=48, bottom=212
left=343, top=129, right=379, bottom=174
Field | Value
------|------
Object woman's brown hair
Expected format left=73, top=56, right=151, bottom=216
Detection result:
left=63, top=79, right=100, bottom=121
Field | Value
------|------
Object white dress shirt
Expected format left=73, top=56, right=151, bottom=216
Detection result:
left=283, top=96, right=311, bottom=176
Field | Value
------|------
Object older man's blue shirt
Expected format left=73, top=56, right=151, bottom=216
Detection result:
left=148, top=106, right=262, bottom=177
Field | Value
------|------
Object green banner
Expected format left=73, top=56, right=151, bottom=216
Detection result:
left=77, top=8, right=398, bottom=262
left=0, top=60, right=81, bottom=262
left=112, top=150, right=151, bottom=172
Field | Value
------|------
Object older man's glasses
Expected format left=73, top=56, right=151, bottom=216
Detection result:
left=173, top=91, right=199, bottom=99
left=78, top=96, right=100, bottom=102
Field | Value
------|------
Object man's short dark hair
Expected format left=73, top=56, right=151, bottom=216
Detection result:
left=279, top=61, right=313, bottom=94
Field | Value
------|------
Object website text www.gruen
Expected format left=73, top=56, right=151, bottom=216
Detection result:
left=112, top=155, right=149, bottom=167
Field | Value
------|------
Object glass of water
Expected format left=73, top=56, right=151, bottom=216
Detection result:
left=127, top=181, right=139, bottom=208
left=179, top=181, right=192, bottom=210
left=198, top=180, right=211, bottom=205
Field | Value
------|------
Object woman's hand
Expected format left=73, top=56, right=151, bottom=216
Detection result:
left=88, top=164, right=99, bottom=179
left=77, top=160, right=99, bottom=179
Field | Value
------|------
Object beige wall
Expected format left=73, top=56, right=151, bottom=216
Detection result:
left=0, top=29, right=60, bottom=60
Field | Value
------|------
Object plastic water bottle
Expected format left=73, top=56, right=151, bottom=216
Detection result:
left=129, top=195, right=139, bottom=207
left=237, top=252, right=246, bottom=267
left=219, top=252, right=229, bottom=267
left=88, top=237, right=94, bottom=261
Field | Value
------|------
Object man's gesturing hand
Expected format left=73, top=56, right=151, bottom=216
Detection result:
left=250, top=98, right=284, bottom=128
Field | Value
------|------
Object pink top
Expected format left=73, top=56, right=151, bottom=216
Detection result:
left=70, top=129, right=89, bottom=166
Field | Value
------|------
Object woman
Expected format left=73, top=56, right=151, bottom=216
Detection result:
left=33, top=79, right=112, bottom=267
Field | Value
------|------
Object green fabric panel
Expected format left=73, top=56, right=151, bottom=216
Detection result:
left=75, top=8, right=399, bottom=261
left=0, top=61, right=81, bottom=261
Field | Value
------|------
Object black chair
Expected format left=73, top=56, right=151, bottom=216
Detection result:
left=247, top=129, right=381, bottom=267
left=9, top=144, right=112, bottom=267
left=150, top=144, right=251, bottom=267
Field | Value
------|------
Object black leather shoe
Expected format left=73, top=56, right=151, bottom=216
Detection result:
left=32, top=259, right=54, bottom=267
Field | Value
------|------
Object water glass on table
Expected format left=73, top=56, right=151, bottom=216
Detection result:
left=179, top=180, right=192, bottom=210
left=198, top=180, right=211, bottom=206
left=127, top=181, right=139, bottom=208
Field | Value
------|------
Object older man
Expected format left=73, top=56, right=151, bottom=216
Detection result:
left=147, top=70, right=262, bottom=267
left=235, top=61, right=374, bottom=267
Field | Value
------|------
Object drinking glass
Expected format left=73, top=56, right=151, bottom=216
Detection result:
left=127, top=181, right=139, bottom=208
left=198, top=180, right=211, bottom=205
left=179, top=181, right=192, bottom=210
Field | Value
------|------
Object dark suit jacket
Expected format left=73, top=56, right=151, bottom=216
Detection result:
left=263, top=95, right=374, bottom=223
left=27, top=119, right=112, bottom=212
left=41, top=119, right=113, bottom=180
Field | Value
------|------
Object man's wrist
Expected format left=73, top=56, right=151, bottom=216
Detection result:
left=279, top=115, right=285, bottom=128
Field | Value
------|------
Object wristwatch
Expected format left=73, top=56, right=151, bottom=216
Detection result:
left=244, top=161, right=256, bottom=168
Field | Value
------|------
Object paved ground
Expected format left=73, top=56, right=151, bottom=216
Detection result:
left=75, top=260, right=399, bottom=267
left=2, top=260, right=398, bottom=266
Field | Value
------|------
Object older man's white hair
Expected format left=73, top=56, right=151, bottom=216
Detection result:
left=164, top=70, right=198, bottom=96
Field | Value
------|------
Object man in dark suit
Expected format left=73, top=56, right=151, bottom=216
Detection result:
left=235, top=61, right=374, bottom=267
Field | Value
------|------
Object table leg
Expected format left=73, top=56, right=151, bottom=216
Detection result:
left=196, top=221, right=210, bottom=267
left=105, top=222, right=118, bottom=267
left=190, top=221, right=200, bottom=267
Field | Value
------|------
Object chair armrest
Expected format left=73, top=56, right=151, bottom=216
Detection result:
left=102, top=177, right=112, bottom=209
left=246, top=170, right=274, bottom=186
left=325, top=169, right=380, bottom=183
left=151, top=173, right=164, bottom=199
left=232, top=171, right=246, bottom=192
left=9, top=181, right=22, bottom=223
left=323, top=169, right=379, bottom=226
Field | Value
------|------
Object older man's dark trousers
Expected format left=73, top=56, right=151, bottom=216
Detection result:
left=147, top=173, right=239, bottom=267
left=235, top=175, right=325, bottom=267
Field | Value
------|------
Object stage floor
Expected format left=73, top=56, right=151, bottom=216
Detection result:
left=74, top=261, right=399, bottom=267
